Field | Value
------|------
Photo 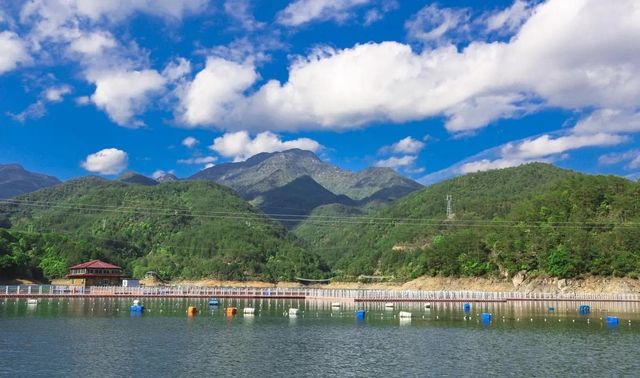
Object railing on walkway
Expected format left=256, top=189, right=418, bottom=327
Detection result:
left=1, top=285, right=640, bottom=302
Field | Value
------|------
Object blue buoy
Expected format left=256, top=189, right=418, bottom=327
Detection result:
left=208, top=299, right=220, bottom=306
left=130, top=304, right=144, bottom=313
left=606, top=316, right=619, bottom=325
left=356, top=309, right=366, bottom=320
left=481, top=313, right=492, bottom=322
left=548, top=307, right=555, bottom=313
left=463, top=303, right=471, bottom=313
left=578, top=305, right=590, bottom=315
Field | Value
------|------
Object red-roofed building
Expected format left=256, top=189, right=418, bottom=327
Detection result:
left=67, top=260, right=123, bottom=287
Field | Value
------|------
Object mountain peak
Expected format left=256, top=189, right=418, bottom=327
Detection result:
left=117, top=171, right=158, bottom=186
left=0, top=164, right=61, bottom=199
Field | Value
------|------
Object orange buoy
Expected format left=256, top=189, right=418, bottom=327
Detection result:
left=187, top=306, right=198, bottom=316
left=226, top=307, right=237, bottom=316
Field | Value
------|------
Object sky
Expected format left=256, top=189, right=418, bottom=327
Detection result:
left=1, top=0, right=639, bottom=184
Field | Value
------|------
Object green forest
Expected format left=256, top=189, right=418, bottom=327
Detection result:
left=0, top=178, right=327, bottom=282
left=2, top=163, right=640, bottom=283
left=294, top=164, right=640, bottom=280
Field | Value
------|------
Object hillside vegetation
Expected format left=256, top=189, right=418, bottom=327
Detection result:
left=294, top=163, right=640, bottom=280
left=0, top=178, right=327, bottom=281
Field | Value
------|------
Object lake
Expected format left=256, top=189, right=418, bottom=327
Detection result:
left=1, top=298, right=639, bottom=377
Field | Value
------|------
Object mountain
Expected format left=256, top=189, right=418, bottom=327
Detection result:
left=117, top=172, right=158, bottom=186
left=0, top=178, right=327, bottom=281
left=189, top=149, right=422, bottom=216
left=295, top=163, right=640, bottom=280
left=0, top=164, right=61, bottom=199
left=251, top=175, right=356, bottom=225
left=155, top=173, right=178, bottom=183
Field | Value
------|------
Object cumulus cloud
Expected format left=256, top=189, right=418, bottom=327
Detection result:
left=379, top=136, right=425, bottom=155
left=0, top=31, right=29, bottom=74
left=277, top=0, right=370, bottom=27
left=375, top=155, right=417, bottom=169
left=181, top=136, right=198, bottom=148
left=209, top=131, right=322, bottom=161
left=81, top=148, right=128, bottom=175
left=176, top=0, right=640, bottom=134
left=178, top=57, right=257, bottom=127
left=152, top=169, right=175, bottom=180
left=405, top=4, right=470, bottom=45
left=67, top=31, right=117, bottom=55
left=88, top=69, right=166, bottom=126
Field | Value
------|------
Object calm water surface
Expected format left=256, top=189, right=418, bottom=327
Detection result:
left=1, top=298, right=639, bottom=377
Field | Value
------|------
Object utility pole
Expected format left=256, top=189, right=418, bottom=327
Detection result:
left=446, top=194, right=453, bottom=219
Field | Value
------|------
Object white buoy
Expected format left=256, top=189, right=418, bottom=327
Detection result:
left=288, top=308, right=300, bottom=317
left=424, top=303, right=431, bottom=309
left=27, top=299, right=38, bottom=305
left=385, top=303, right=395, bottom=308
left=399, top=311, right=412, bottom=318
left=243, top=307, right=255, bottom=315
left=331, top=302, right=341, bottom=308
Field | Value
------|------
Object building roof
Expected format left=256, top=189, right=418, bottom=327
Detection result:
left=69, top=259, right=122, bottom=270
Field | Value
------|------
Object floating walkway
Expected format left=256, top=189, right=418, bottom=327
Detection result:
left=2, top=285, right=640, bottom=303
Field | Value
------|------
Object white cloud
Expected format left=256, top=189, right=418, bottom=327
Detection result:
left=177, top=156, right=217, bottom=165
left=364, top=0, right=398, bottom=26
left=224, top=0, right=264, bottom=31
left=152, top=169, right=174, bottom=180
left=277, top=0, right=370, bottom=27
left=81, top=148, right=128, bottom=175
left=89, top=69, right=166, bottom=126
left=162, top=57, right=191, bottom=82
left=68, top=31, right=116, bottom=55
left=574, top=109, right=640, bottom=135
left=0, top=31, right=29, bottom=74
left=501, top=133, right=627, bottom=160
left=178, top=57, right=257, bottom=127
left=9, top=84, right=72, bottom=122
left=44, top=85, right=72, bottom=102
left=405, top=4, right=469, bottom=45
left=484, top=0, right=535, bottom=34
left=209, top=131, right=322, bottom=161
left=459, top=158, right=531, bottom=174
left=181, top=136, right=198, bottom=148
left=379, top=136, right=425, bottom=155
left=375, top=155, right=417, bottom=169
left=598, top=149, right=640, bottom=169
left=175, top=0, right=640, bottom=134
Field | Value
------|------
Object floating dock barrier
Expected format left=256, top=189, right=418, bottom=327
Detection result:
left=356, top=309, right=366, bottom=320
left=289, top=308, right=300, bottom=317
left=243, top=307, right=255, bottom=315
left=399, top=311, right=412, bottom=318
left=226, top=307, right=237, bottom=316
left=130, top=299, right=144, bottom=313
left=187, top=306, right=198, bottom=316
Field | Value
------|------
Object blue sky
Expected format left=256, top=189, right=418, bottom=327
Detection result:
left=1, top=0, right=639, bottom=183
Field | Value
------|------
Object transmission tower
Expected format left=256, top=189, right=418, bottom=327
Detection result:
left=446, top=194, right=453, bottom=219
